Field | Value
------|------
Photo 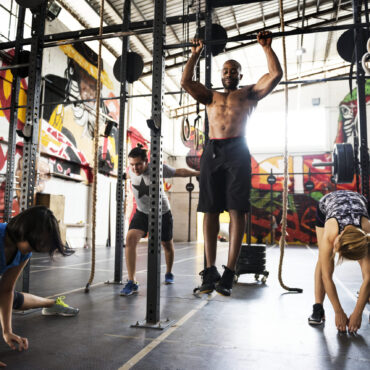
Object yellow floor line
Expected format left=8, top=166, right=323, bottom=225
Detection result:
left=118, top=297, right=211, bottom=370
left=105, top=333, right=227, bottom=348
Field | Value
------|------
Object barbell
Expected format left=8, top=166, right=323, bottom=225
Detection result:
left=313, top=143, right=354, bottom=184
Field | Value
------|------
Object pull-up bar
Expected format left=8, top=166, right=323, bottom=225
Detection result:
left=164, top=22, right=370, bottom=50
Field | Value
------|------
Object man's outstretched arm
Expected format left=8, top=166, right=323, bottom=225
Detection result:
left=250, top=31, right=283, bottom=101
left=181, top=40, right=213, bottom=105
left=174, top=168, right=200, bottom=178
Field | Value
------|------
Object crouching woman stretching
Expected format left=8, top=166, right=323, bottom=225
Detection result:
left=308, top=190, right=370, bottom=332
left=0, top=206, right=79, bottom=360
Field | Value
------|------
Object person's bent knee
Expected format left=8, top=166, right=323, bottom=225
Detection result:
left=162, top=240, right=174, bottom=250
left=126, top=234, right=141, bottom=248
left=13, top=291, right=24, bottom=310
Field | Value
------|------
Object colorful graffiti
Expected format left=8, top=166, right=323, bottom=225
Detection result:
left=335, top=80, right=370, bottom=144
left=0, top=49, right=28, bottom=129
left=0, top=43, right=120, bottom=184
left=41, top=42, right=119, bottom=180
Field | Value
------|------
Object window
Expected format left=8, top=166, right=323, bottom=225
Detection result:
left=246, top=107, right=327, bottom=153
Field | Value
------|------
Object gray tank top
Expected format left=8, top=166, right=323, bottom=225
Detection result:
left=129, top=163, right=176, bottom=215
left=319, top=190, right=369, bottom=232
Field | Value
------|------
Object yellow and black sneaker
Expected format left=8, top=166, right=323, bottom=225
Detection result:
left=193, top=266, right=221, bottom=294
left=215, top=266, right=235, bottom=296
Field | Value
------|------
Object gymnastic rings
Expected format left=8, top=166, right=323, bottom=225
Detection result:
left=181, top=116, right=191, bottom=142
left=193, top=115, right=202, bottom=151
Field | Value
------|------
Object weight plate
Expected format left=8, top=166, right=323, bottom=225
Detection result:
left=238, top=257, right=266, bottom=265
left=236, top=266, right=266, bottom=275
left=239, top=250, right=266, bottom=258
left=241, top=244, right=266, bottom=252
left=195, top=24, right=228, bottom=56
left=113, top=52, right=144, bottom=83
left=334, top=143, right=354, bottom=183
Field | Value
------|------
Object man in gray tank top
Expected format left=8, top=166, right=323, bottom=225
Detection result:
left=120, top=146, right=199, bottom=296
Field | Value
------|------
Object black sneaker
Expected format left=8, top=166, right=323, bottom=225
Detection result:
left=215, top=266, right=235, bottom=296
left=308, top=303, right=325, bottom=325
left=194, top=266, right=221, bottom=294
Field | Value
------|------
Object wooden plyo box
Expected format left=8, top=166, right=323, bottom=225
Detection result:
left=35, top=193, right=66, bottom=244
left=35, top=193, right=65, bottom=222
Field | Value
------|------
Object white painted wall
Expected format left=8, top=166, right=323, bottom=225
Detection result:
left=165, top=155, right=199, bottom=242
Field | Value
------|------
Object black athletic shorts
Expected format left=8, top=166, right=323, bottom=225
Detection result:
left=197, top=136, right=251, bottom=213
left=129, top=209, right=173, bottom=242
left=0, top=274, right=24, bottom=309
left=315, top=203, right=326, bottom=228
left=13, top=290, right=24, bottom=309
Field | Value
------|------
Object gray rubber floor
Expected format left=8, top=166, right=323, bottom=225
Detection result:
left=0, top=242, right=369, bottom=369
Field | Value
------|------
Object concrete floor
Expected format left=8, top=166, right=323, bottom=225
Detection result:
left=0, top=242, right=369, bottom=370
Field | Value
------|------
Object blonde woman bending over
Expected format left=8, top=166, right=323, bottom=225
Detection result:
left=308, top=190, right=370, bottom=332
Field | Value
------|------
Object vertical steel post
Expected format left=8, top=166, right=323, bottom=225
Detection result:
left=204, top=0, right=212, bottom=143
left=4, top=6, right=26, bottom=222
left=352, top=0, right=369, bottom=198
left=113, top=0, right=131, bottom=284
left=187, top=178, right=192, bottom=243
left=270, top=183, right=273, bottom=244
left=19, top=3, right=47, bottom=292
left=146, top=0, right=166, bottom=325
left=202, top=0, right=213, bottom=268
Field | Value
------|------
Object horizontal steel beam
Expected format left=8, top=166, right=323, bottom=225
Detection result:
left=0, top=63, right=28, bottom=71
left=165, top=22, right=370, bottom=50
left=211, top=0, right=272, bottom=7
left=251, top=172, right=332, bottom=176
left=0, top=13, right=204, bottom=50
left=0, top=72, right=367, bottom=112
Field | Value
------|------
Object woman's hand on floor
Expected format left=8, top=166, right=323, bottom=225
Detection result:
left=3, top=332, right=28, bottom=351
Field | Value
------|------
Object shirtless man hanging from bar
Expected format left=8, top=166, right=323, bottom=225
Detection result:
left=181, top=31, right=282, bottom=296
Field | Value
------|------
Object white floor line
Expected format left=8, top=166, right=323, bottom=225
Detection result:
left=30, top=245, right=198, bottom=273
left=118, top=297, right=212, bottom=370
left=46, top=281, right=105, bottom=299
left=43, top=248, right=228, bottom=299
left=29, top=257, right=114, bottom=273
left=52, top=266, right=114, bottom=273
left=305, top=245, right=370, bottom=317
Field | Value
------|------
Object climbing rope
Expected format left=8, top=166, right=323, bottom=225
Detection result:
left=277, top=0, right=303, bottom=293
left=85, top=0, right=105, bottom=293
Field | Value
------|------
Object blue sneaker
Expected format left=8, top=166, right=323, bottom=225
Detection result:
left=164, top=272, right=174, bottom=284
left=120, top=280, right=139, bottom=296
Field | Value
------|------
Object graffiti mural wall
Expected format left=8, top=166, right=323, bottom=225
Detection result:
left=0, top=38, right=120, bottom=221
left=41, top=42, right=119, bottom=181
